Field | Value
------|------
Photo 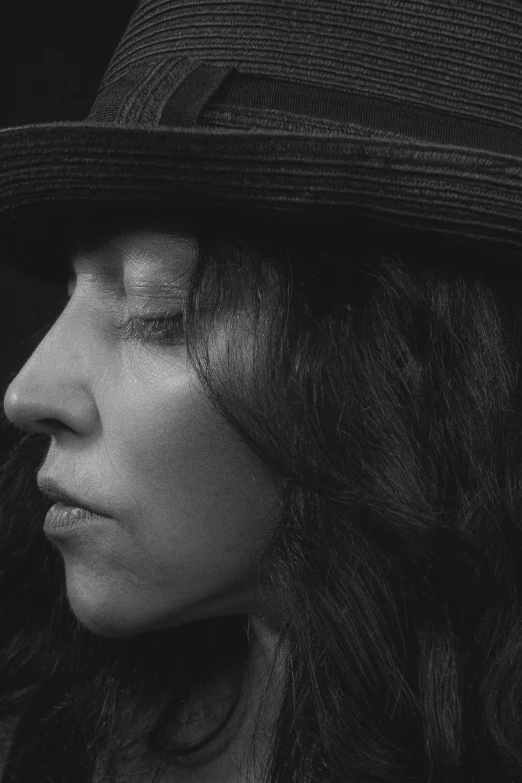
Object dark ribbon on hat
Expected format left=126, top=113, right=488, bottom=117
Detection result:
left=160, top=62, right=522, bottom=157
left=160, top=63, right=236, bottom=127
left=89, top=56, right=522, bottom=159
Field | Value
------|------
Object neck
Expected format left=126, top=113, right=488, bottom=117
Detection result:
left=173, top=613, right=287, bottom=777
left=216, top=614, right=287, bottom=777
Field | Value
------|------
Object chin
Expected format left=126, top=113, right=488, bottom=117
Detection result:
left=63, top=569, right=163, bottom=639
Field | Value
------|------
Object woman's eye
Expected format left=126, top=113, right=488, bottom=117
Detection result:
left=113, top=313, right=185, bottom=345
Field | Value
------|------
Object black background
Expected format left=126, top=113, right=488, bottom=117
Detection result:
left=0, top=1, right=138, bottom=401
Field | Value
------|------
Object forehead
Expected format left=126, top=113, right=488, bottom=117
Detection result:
left=62, top=211, right=198, bottom=281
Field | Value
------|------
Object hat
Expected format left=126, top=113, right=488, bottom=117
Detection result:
left=2, top=0, right=522, bottom=286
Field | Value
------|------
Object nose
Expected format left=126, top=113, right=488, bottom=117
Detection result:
left=3, top=313, right=98, bottom=436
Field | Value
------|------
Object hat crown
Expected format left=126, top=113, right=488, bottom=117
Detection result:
left=5, top=0, right=522, bottom=275
left=91, top=0, right=522, bottom=133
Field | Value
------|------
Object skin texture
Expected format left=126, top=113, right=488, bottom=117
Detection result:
left=2, top=217, right=288, bottom=780
left=3, top=220, right=281, bottom=640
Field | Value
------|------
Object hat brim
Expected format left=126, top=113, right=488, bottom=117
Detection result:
left=2, top=120, right=522, bottom=284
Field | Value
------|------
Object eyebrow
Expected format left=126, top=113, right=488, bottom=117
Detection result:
left=61, top=217, right=199, bottom=292
left=65, top=247, right=195, bottom=300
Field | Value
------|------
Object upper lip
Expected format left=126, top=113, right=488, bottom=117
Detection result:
left=37, top=477, right=107, bottom=517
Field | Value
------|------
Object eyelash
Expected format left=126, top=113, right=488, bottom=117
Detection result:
left=113, top=313, right=185, bottom=345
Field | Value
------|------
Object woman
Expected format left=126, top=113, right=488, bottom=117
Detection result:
left=2, top=207, right=290, bottom=782
left=1, top=0, right=522, bottom=781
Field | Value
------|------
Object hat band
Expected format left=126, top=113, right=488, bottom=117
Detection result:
left=90, top=57, right=522, bottom=158
left=187, top=69, right=522, bottom=157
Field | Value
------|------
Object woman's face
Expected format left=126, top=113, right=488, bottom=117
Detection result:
left=3, top=217, right=280, bottom=638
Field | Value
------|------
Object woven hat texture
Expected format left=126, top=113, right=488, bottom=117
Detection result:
left=2, top=0, right=522, bottom=283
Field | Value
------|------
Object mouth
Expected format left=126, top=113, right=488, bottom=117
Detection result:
left=37, top=476, right=108, bottom=517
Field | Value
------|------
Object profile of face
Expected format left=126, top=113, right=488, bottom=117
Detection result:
left=2, top=216, right=280, bottom=639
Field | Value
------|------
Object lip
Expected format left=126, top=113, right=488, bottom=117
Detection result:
left=44, top=502, right=111, bottom=536
left=37, top=476, right=109, bottom=518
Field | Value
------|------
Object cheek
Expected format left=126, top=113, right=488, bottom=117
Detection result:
left=107, top=371, right=278, bottom=549
left=59, top=358, right=280, bottom=634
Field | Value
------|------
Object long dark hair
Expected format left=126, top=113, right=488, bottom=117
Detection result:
left=2, top=207, right=522, bottom=782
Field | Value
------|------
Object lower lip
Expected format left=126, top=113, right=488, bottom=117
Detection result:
left=44, top=502, right=110, bottom=535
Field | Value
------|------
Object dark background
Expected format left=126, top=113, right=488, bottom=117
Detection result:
left=0, top=1, right=139, bottom=401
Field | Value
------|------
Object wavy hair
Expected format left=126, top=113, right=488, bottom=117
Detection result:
left=2, top=208, right=522, bottom=782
